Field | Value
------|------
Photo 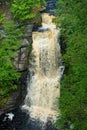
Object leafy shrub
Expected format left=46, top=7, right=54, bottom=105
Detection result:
left=11, top=0, right=46, bottom=22
left=55, top=0, right=87, bottom=129
left=0, top=20, right=22, bottom=99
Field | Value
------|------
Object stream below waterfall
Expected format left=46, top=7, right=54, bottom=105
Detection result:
left=0, top=0, right=65, bottom=130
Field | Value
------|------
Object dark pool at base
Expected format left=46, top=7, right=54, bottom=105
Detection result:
left=0, top=108, right=58, bottom=130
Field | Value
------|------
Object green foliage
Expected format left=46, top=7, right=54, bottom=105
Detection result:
left=0, top=13, right=5, bottom=25
left=1, top=97, right=8, bottom=105
left=11, top=0, right=46, bottom=22
left=55, top=0, right=87, bottom=129
left=0, top=20, right=22, bottom=100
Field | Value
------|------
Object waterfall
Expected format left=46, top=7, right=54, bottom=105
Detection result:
left=22, top=13, right=64, bottom=123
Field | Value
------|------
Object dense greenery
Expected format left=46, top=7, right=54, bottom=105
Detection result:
left=11, top=0, right=46, bottom=22
left=0, top=20, right=22, bottom=105
left=55, top=0, right=87, bottom=129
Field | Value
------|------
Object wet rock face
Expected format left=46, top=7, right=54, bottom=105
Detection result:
left=19, top=70, right=29, bottom=104
left=13, top=39, right=29, bottom=71
left=13, top=24, right=33, bottom=71
left=0, top=91, right=20, bottom=116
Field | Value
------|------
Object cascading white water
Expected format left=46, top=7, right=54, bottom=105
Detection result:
left=22, top=13, right=64, bottom=122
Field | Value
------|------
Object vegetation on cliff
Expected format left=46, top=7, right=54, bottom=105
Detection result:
left=0, top=20, right=22, bottom=105
left=0, top=0, right=46, bottom=106
left=55, top=0, right=87, bottom=129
